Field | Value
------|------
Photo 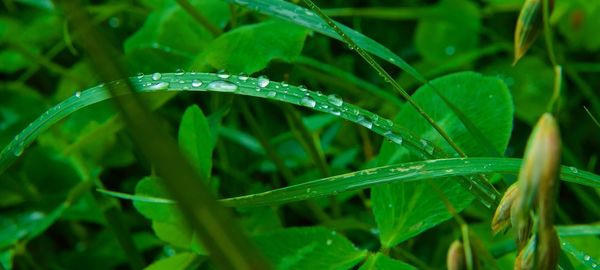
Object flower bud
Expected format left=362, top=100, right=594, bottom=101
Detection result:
left=492, top=183, right=519, bottom=234
left=447, top=240, right=466, bottom=270
left=514, top=0, right=555, bottom=64
left=512, top=113, right=560, bottom=237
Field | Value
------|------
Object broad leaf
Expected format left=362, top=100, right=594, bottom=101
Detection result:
left=253, top=227, right=367, bottom=270
left=415, top=0, right=480, bottom=62
left=195, top=19, right=310, bottom=74
left=145, top=252, right=198, bottom=270
left=124, top=0, right=229, bottom=72
left=178, top=105, right=213, bottom=181
left=359, top=253, right=416, bottom=270
left=373, top=71, right=514, bottom=247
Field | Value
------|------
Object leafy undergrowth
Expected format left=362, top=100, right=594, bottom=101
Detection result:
left=1, top=0, right=599, bottom=269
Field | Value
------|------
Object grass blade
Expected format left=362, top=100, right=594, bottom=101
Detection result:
left=220, top=158, right=600, bottom=207
left=97, top=158, right=600, bottom=208
left=226, top=0, right=426, bottom=82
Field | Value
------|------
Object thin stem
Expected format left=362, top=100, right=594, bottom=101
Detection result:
left=175, top=0, right=222, bottom=37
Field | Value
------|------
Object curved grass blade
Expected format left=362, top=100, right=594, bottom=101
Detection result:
left=0, top=73, right=433, bottom=175
left=96, top=158, right=600, bottom=208
left=226, top=0, right=426, bottom=83
left=0, top=73, right=497, bottom=205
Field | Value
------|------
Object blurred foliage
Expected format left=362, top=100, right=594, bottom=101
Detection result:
left=1, top=0, right=599, bottom=269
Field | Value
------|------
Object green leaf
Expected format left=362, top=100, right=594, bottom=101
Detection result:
left=373, top=71, right=513, bottom=247
left=144, top=252, right=198, bottom=270
left=195, top=19, right=310, bottom=74
left=484, top=56, right=554, bottom=124
left=414, top=0, right=480, bottom=62
left=133, top=176, right=181, bottom=222
left=556, top=0, right=600, bottom=51
left=124, top=0, right=229, bottom=72
left=359, top=253, right=416, bottom=270
left=253, top=227, right=367, bottom=270
left=178, top=105, right=213, bottom=181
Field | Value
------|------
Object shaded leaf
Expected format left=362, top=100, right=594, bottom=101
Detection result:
left=359, top=253, right=416, bottom=270
left=373, top=71, right=514, bottom=248
left=195, top=19, right=310, bottom=74
left=178, top=105, right=213, bottom=181
left=253, top=227, right=367, bottom=270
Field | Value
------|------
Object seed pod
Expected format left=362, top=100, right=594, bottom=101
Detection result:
left=447, top=240, right=466, bottom=270
left=513, top=0, right=555, bottom=65
left=512, top=113, right=560, bottom=236
left=492, top=183, right=520, bottom=234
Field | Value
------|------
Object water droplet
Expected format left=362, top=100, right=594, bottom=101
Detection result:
left=151, top=72, right=162, bottom=81
left=569, top=166, right=578, bottom=173
left=420, top=139, right=435, bottom=155
left=136, top=72, right=144, bottom=79
left=267, top=91, right=277, bottom=98
left=327, top=94, right=343, bottom=106
left=148, top=82, right=170, bottom=90
left=74, top=91, right=81, bottom=98
left=238, top=72, right=249, bottom=81
left=298, top=85, right=307, bottom=92
left=281, top=81, right=289, bottom=87
left=217, top=69, right=230, bottom=79
left=257, top=75, right=270, bottom=88
left=584, top=255, right=591, bottom=261
left=445, top=46, right=456, bottom=56
left=330, top=109, right=341, bottom=116
left=191, top=80, right=202, bottom=88
left=300, top=96, right=316, bottom=108
left=383, top=131, right=403, bottom=145
left=175, top=68, right=185, bottom=75
left=326, top=239, right=332, bottom=245
left=304, top=10, right=314, bottom=16
left=206, top=80, right=238, bottom=92
left=13, top=143, right=24, bottom=157
left=592, top=263, right=597, bottom=268
left=357, top=116, right=373, bottom=129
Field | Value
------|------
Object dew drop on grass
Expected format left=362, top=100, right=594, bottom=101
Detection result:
left=257, top=75, right=270, bottom=88
left=300, top=96, right=316, bottom=108
left=136, top=73, right=144, bottom=79
left=357, top=116, right=373, bottom=129
left=298, top=85, right=307, bottom=92
left=217, top=69, right=230, bottom=79
left=151, top=72, right=162, bottom=81
left=206, top=80, right=238, bottom=92
left=13, top=143, right=24, bottom=157
left=569, top=166, right=578, bottom=173
left=191, top=80, right=202, bottom=88
left=327, top=94, right=343, bottom=106
left=238, top=73, right=249, bottom=81
left=330, top=109, right=341, bottom=116
left=148, top=82, right=170, bottom=90
left=383, top=131, right=403, bottom=145
left=584, top=255, right=591, bottom=261
left=175, top=68, right=185, bottom=75
left=74, top=91, right=81, bottom=98
left=267, top=91, right=277, bottom=98
left=420, top=139, right=435, bottom=155
left=281, top=81, right=289, bottom=87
